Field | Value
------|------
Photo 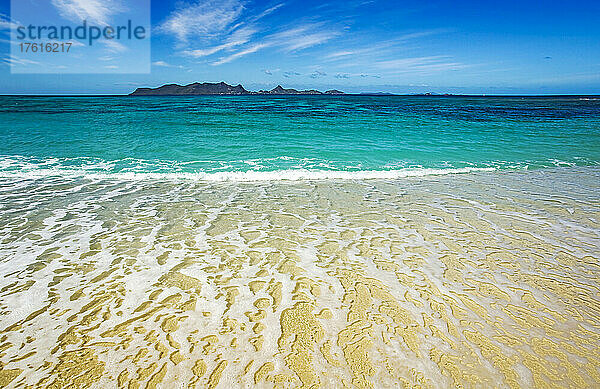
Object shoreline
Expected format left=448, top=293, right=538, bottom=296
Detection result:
left=0, top=164, right=598, bottom=183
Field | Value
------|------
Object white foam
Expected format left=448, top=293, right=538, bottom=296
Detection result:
left=0, top=167, right=496, bottom=182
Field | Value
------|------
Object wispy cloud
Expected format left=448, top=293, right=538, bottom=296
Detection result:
left=251, top=3, right=285, bottom=21
left=160, top=1, right=341, bottom=66
left=1, top=55, right=41, bottom=66
left=51, top=0, right=123, bottom=25
left=310, top=70, right=327, bottom=78
left=71, top=40, right=86, bottom=46
left=208, top=23, right=340, bottom=65
left=335, top=72, right=380, bottom=79
left=153, top=60, right=186, bottom=69
left=102, top=40, right=128, bottom=53
left=182, top=26, right=256, bottom=58
left=326, top=50, right=356, bottom=60
left=183, top=44, right=232, bottom=58
left=158, top=0, right=245, bottom=43
left=283, top=71, right=301, bottom=77
left=212, top=43, right=270, bottom=65
left=395, top=30, right=450, bottom=41
left=268, top=24, right=340, bottom=52
left=324, top=29, right=451, bottom=62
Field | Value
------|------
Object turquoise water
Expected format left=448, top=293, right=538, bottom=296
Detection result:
left=1, top=95, right=599, bottom=179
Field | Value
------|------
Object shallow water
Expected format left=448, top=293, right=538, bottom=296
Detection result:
left=0, top=167, right=599, bottom=388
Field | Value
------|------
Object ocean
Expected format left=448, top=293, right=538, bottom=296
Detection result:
left=0, top=95, right=599, bottom=388
left=1, top=96, right=599, bottom=178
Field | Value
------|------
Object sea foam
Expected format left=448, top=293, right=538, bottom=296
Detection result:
left=0, top=166, right=496, bottom=181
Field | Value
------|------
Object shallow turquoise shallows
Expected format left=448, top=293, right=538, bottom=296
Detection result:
left=0, top=95, right=599, bottom=180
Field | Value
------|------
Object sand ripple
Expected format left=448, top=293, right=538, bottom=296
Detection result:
left=0, top=168, right=599, bottom=388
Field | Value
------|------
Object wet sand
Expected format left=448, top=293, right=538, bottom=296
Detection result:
left=0, top=167, right=599, bottom=388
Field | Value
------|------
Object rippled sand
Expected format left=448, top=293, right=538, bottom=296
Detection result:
left=0, top=168, right=599, bottom=388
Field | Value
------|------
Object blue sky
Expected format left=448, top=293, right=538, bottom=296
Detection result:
left=0, top=0, right=599, bottom=94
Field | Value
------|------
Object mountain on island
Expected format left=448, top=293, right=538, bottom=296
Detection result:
left=129, top=82, right=345, bottom=96
left=257, top=85, right=340, bottom=95
left=258, top=85, right=345, bottom=95
left=130, top=82, right=250, bottom=96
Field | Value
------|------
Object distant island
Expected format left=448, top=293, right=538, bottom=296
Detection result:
left=129, top=82, right=345, bottom=96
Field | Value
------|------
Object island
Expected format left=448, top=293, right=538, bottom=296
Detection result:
left=129, top=82, right=345, bottom=96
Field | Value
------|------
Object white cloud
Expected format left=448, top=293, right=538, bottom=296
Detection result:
left=251, top=3, right=285, bottom=21
left=212, top=43, right=270, bottom=65
left=183, top=44, right=230, bottom=58
left=102, top=40, right=128, bottom=53
left=158, top=0, right=245, bottom=42
left=152, top=60, right=185, bottom=69
left=325, top=50, right=356, bottom=59
left=310, top=70, right=327, bottom=78
left=334, top=72, right=381, bottom=78
left=182, top=26, right=256, bottom=58
left=1, top=55, right=41, bottom=66
left=323, top=30, right=451, bottom=63
left=51, top=0, right=123, bottom=25
left=205, top=23, right=340, bottom=66
left=161, top=2, right=337, bottom=66
left=69, top=40, right=87, bottom=47
left=283, top=71, right=301, bottom=77
left=286, top=31, right=339, bottom=51
left=377, top=56, right=446, bottom=69
left=395, top=30, right=449, bottom=41
left=269, top=25, right=339, bottom=52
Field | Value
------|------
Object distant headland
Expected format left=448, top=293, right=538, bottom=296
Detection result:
left=129, top=82, right=345, bottom=96
left=130, top=82, right=344, bottom=96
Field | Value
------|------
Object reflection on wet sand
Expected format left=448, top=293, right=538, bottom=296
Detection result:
left=0, top=168, right=599, bottom=388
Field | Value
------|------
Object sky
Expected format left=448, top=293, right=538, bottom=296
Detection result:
left=0, top=0, right=599, bottom=95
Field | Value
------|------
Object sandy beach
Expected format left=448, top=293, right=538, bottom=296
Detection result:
left=0, top=167, right=599, bottom=388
